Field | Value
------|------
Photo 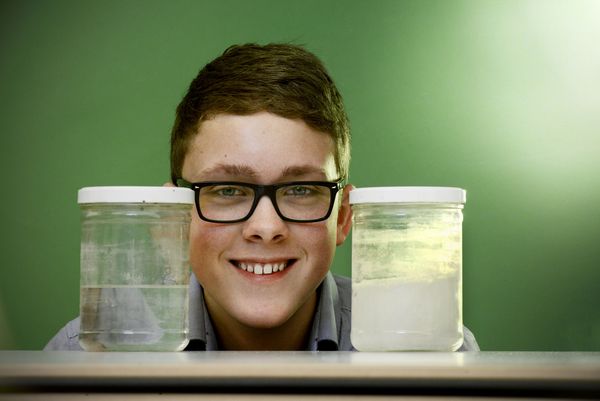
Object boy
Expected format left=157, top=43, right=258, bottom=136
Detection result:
left=46, top=43, right=479, bottom=351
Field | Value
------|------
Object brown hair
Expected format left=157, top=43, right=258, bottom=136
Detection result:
left=170, top=43, right=350, bottom=183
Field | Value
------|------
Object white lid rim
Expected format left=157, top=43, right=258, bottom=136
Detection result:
left=349, top=186, right=466, bottom=204
left=77, top=186, right=195, bottom=204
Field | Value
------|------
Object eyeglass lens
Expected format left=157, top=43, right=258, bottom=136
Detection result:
left=198, top=183, right=334, bottom=222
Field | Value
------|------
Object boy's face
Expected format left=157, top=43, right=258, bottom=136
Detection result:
left=181, top=112, right=351, bottom=330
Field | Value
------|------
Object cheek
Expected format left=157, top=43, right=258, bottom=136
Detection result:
left=189, top=223, right=206, bottom=264
left=300, top=222, right=338, bottom=270
left=188, top=219, right=232, bottom=272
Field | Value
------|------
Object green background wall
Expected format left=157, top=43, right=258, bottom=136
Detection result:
left=1, top=0, right=599, bottom=351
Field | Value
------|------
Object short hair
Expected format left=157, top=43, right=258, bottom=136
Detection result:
left=170, top=43, right=350, bottom=183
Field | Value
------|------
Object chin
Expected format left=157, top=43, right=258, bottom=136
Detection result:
left=234, top=303, right=297, bottom=330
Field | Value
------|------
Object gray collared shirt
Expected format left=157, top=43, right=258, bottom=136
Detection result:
left=186, top=271, right=354, bottom=351
left=44, top=272, right=479, bottom=351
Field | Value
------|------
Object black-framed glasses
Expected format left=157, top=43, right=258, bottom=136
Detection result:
left=175, top=178, right=345, bottom=223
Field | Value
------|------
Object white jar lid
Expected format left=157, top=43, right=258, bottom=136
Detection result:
left=78, top=186, right=195, bottom=204
left=349, top=186, right=466, bottom=204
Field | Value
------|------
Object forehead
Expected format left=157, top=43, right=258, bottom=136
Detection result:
left=182, top=112, right=338, bottom=182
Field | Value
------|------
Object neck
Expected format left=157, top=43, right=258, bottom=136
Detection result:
left=205, top=293, right=317, bottom=351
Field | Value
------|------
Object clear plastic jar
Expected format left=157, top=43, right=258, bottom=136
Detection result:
left=78, top=186, right=194, bottom=351
left=350, top=187, right=466, bottom=351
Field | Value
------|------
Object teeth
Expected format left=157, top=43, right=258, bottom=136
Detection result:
left=237, top=261, right=288, bottom=275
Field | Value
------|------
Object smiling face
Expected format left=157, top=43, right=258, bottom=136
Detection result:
left=181, top=112, right=351, bottom=339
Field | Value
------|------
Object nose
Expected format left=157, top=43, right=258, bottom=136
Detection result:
left=242, top=195, right=289, bottom=243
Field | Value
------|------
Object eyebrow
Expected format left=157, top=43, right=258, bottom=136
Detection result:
left=197, top=164, right=329, bottom=181
left=198, top=163, right=259, bottom=178
left=279, top=165, right=329, bottom=180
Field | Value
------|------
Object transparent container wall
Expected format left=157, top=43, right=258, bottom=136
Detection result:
left=351, top=203, right=464, bottom=351
left=79, top=203, right=192, bottom=351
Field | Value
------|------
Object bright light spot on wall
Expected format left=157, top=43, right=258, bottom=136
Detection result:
left=467, top=0, right=600, bottom=190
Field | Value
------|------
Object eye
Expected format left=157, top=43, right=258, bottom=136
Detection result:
left=204, top=185, right=251, bottom=197
left=285, top=185, right=313, bottom=196
left=218, top=187, right=242, bottom=196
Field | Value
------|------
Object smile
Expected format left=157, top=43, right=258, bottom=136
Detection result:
left=233, top=261, right=290, bottom=275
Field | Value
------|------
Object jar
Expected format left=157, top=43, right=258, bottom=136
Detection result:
left=77, top=186, right=194, bottom=351
left=350, top=187, right=466, bottom=351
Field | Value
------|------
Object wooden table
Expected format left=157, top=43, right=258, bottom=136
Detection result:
left=1, top=351, right=599, bottom=400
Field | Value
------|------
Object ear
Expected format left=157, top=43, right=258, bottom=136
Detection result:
left=336, top=184, right=354, bottom=246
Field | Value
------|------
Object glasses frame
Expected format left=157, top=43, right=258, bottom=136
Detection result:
left=175, top=178, right=345, bottom=223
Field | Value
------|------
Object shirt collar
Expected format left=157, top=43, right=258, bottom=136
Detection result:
left=186, top=271, right=341, bottom=351
left=187, top=272, right=217, bottom=350
left=307, top=271, right=341, bottom=350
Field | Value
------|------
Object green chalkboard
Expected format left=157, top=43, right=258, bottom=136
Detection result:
left=1, top=0, right=599, bottom=351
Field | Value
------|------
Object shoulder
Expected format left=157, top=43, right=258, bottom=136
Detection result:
left=330, top=273, right=356, bottom=351
left=44, top=317, right=83, bottom=351
left=332, top=274, right=351, bottom=309
left=459, top=325, right=481, bottom=351
left=329, top=274, right=480, bottom=352
left=332, top=273, right=351, bottom=288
